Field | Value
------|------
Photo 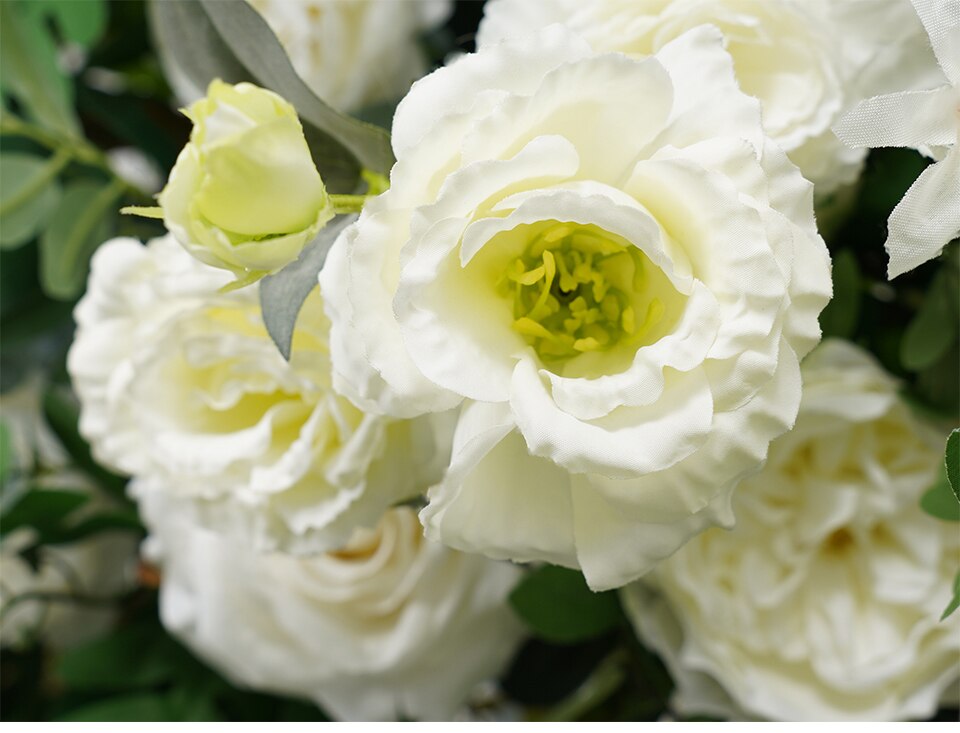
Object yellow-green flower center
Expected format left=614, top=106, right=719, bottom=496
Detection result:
left=498, top=222, right=674, bottom=367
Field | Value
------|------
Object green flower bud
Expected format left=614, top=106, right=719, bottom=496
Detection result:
left=159, top=80, right=333, bottom=283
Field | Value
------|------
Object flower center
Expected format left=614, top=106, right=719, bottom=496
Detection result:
left=501, top=222, right=666, bottom=365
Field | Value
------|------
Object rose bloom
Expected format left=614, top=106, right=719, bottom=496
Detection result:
left=0, top=378, right=135, bottom=650
left=137, top=489, right=524, bottom=721
left=477, top=0, right=941, bottom=194
left=159, top=81, right=333, bottom=282
left=68, top=235, right=446, bottom=554
left=249, top=0, right=451, bottom=112
left=321, top=26, right=832, bottom=590
left=622, top=340, right=960, bottom=721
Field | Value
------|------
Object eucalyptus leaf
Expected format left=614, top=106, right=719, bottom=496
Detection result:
left=819, top=249, right=860, bottom=339
left=260, top=215, right=356, bottom=360
left=901, top=268, right=959, bottom=371
left=0, top=152, right=65, bottom=249
left=147, top=0, right=392, bottom=193
left=40, top=178, right=122, bottom=300
left=509, top=565, right=622, bottom=644
left=0, top=1, right=79, bottom=137
left=946, top=429, right=959, bottom=501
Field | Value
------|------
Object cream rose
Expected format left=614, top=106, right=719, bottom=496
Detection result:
left=68, top=235, right=446, bottom=554
left=321, top=26, right=832, bottom=589
left=0, top=378, right=136, bottom=650
left=138, top=490, right=524, bottom=721
left=621, top=340, right=960, bottom=721
left=477, top=0, right=941, bottom=194
left=159, top=80, right=333, bottom=282
left=248, top=0, right=452, bottom=112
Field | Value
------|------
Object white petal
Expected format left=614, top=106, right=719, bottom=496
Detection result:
left=886, top=146, right=960, bottom=278
left=833, top=86, right=958, bottom=149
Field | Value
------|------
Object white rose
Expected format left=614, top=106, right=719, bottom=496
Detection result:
left=0, top=378, right=136, bottom=650
left=68, top=235, right=447, bottom=554
left=322, top=26, right=832, bottom=589
left=248, top=0, right=452, bottom=112
left=621, top=340, right=960, bottom=721
left=138, top=490, right=524, bottom=721
left=477, top=0, right=941, bottom=194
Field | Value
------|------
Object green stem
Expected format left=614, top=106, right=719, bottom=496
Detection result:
left=0, top=112, right=153, bottom=203
left=0, top=146, right=71, bottom=217
left=329, top=193, right=369, bottom=214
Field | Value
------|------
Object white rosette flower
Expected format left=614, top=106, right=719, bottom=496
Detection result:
left=68, top=235, right=447, bottom=554
left=477, top=0, right=941, bottom=194
left=0, top=379, right=135, bottom=650
left=248, top=0, right=452, bottom=112
left=835, top=0, right=960, bottom=278
left=321, top=26, right=832, bottom=589
left=621, top=340, right=960, bottom=721
left=138, top=490, right=524, bottom=722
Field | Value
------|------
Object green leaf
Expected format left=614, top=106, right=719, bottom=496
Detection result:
left=819, top=249, right=861, bottom=339
left=51, top=509, right=144, bottom=544
left=26, top=0, right=108, bottom=48
left=0, top=488, right=90, bottom=538
left=0, top=1, right=79, bottom=137
left=0, top=419, right=12, bottom=485
left=39, top=178, right=122, bottom=300
left=147, top=0, right=393, bottom=191
left=946, top=429, right=959, bottom=501
left=57, top=693, right=178, bottom=722
left=0, top=151, right=65, bottom=249
left=942, top=570, right=960, bottom=621
left=920, top=466, right=960, bottom=522
left=510, top=565, right=622, bottom=644
left=260, top=215, right=356, bottom=359
left=901, top=268, right=959, bottom=371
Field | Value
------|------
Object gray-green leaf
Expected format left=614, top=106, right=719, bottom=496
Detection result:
left=901, top=268, right=959, bottom=371
left=260, top=215, right=356, bottom=360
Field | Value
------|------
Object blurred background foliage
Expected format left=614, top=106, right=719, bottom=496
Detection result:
left=0, top=0, right=957, bottom=722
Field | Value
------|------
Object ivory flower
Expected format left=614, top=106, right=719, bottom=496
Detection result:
left=249, top=0, right=452, bottom=112
left=321, top=27, right=832, bottom=589
left=835, top=0, right=960, bottom=278
left=159, top=80, right=333, bottom=282
left=477, top=0, right=941, bottom=194
left=622, top=340, right=960, bottom=721
left=68, top=235, right=446, bottom=554
left=138, top=491, right=524, bottom=721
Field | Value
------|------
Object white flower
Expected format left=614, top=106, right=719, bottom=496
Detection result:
left=477, top=0, right=940, bottom=194
left=138, top=490, right=524, bottom=721
left=68, top=235, right=447, bottom=554
left=0, top=379, right=136, bottom=650
left=835, top=0, right=960, bottom=278
left=249, top=0, right=452, bottom=112
left=621, top=340, right=960, bottom=722
left=159, top=80, right=334, bottom=282
left=321, top=26, right=832, bottom=590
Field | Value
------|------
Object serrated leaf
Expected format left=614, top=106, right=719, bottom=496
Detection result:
left=819, top=249, right=861, bottom=339
left=0, top=152, right=64, bottom=249
left=920, top=466, right=959, bottom=522
left=260, top=215, right=355, bottom=360
left=946, top=429, right=959, bottom=501
left=39, top=179, right=122, bottom=300
left=901, top=268, right=959, bottom=371
left=509, top=565, right=622, bottom=644
left=942, top=570, right=960, bottom=621
left=0, top=2, right=79, bottom=137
